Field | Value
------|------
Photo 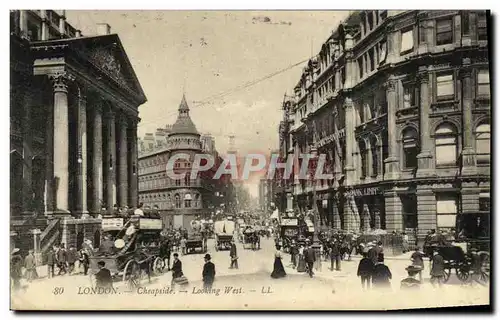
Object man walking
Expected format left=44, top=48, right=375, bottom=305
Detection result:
left=46, top=247, right=56, bottom=278
left=430, top=250, right=445, bottom=287
left=67, top=246, right=77, bottom=275
left=24, top=250, right=38, bottom=282
left=304, top=240, right=316, bottom=278
left=95, top=260, right=113, bottom=289
left=330, top=239, right=341, bottom=271
left=202, top=254, right=216, bottom=290
left=229, top=239, right=238, bottom=269
left=57, top=243, right=67, bottom=275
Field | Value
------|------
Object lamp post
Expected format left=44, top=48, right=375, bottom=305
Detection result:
left=309, top=145, right=321, bottom=271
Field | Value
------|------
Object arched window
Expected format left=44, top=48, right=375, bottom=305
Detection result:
left=194, top=194, right=200, bottom=208
left=359, top=140, right=368, bottom=179
left=184, top=193, right=192, bottom=208
left=370, top=136, right=379, bottom=177
left=185, top=172, right=190, bottom=186
left=174, top=194, right=181, bottom=208
left=476, top=123, right=490, bottom=164
left=435, top=123, right=458, bottom=166
left=402, top=127, right=419, bottom=169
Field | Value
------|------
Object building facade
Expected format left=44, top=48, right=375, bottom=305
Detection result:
left=10, top=10, right=146, bottom=253
left=276, top=10, right=490, bottom=243
left=138, top=95, right=234, bottom=230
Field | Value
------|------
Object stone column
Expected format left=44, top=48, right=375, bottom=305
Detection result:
left=40, top=10, right=49, bottom=41
left=460, top=58, right=477, bottom=175
left=384, top=190, right=403, bottom=232
left=22, top=90, right=33, bottom=213
left=417, top=67, right=433, bottom=177
left=384, top=76, right=400, bottom=180
left=50, top=73, right=73, bottom=213
left=344, top=98, right=356, bottom=185
left=92, top=103, right=104, bottom=214
left=117, top=113, right=128, bottom=208
left=416, top=186, right=436, bottom=243
left=128, top=120, right=138, bottom=207
left=105, top=109, right=117, bottom=213
left=45, top=91, right=54, bottom=213
left=76, top=85, right=88, bottom=214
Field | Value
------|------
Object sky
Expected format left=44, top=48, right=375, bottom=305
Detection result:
left=65, top=10, right=350, bottom=197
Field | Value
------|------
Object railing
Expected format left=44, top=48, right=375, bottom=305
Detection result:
left=39, top=219, right=60, bottom=255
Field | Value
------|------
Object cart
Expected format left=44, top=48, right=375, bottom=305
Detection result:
left=279, top=218, right=300, bottom=253
left=242, top=227, right=257, bottom=250
left=214, top=220, right=235, bottom=251
left=89, top=215, right=164, bottom=290
left=185, top=233, right=207, bottom=254
left=429, top=245, right=490, bottom=283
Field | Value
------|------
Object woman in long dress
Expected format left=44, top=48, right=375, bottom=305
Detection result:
left=296, top=244, right=307, bottom=273
left=271, top=245, right=287, bottom=279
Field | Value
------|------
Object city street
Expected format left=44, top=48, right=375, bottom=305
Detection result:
left=11, top=236, right=489, bottom=310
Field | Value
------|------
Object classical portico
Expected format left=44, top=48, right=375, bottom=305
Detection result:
left=15, top=32, right=147, bottom=217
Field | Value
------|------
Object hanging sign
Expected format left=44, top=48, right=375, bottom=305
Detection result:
left=345, top=187, right=381, bottom=197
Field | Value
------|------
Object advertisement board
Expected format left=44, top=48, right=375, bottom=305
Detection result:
left=281, top=218, right=298, bottom=226
left=139, top=218, right=163, bottom=230
left=102, top=218, right=124, bottom=231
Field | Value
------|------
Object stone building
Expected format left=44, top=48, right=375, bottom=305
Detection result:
left=10, top=10, right=146, bottom=254
left=138, top=95, right=234, bottom=230
left=276, top=10, right=490, bottom=244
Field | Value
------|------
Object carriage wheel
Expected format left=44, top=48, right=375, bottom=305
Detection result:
left=123, top=260, right=141, bottom=290
left=153, top=257, right=165, bottom=276
left=456, top=265, right=470, bottom=282
left=443, top=268, right=451, bottom=282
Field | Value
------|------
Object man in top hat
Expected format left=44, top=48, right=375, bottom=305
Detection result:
left=400, top=265, right=422, bottom=290
left=229, top=239, right=238, bottom=269
left=95, top=260, right=113, bottom=289
left=202, top=254, right=216, bottom=290
left=303, top=239, right=316, bottom=278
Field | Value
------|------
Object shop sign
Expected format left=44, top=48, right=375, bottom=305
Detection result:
left=102, top=218, right=124, bottom=230
left=316, top=130, right=345, bottom=148
left=346, top=187, right=381, bottom=197
left=139, top=219, right=163, bottom=230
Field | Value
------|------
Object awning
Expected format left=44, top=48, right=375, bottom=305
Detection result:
left=184, top=194, right=192, bottom=200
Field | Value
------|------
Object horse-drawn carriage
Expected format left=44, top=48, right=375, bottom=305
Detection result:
left=214, top=220, right=235, bottom=251
left=241, top=226, right=260, bottom=250
left=424, top=241, right=490, bottom=283
left=184, top=219, right=208, bottom=254
left=89, top=215, right=165, bottom=290
left=279, top=218, right=300, bottom=253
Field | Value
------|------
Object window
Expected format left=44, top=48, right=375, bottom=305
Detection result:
left=436, top=193, right=459, bottom=230
left=184, top=193, right=192, bottom=208
left=359, top=140, right=368, bottom=179
left=184, top=173, right=190, bottom=186
left=27, top=21, right=40, bottom=41
left=403, top=83, right=416, bottom=108
left=418, top=21, right=426, bottom=44
left=435, top=123, right=458, bottom=166
left=436, top=73, right=454, bottom=100
left=402, top=127, right=419, bottom=169
left=477, top=12, right=488, bottom=41
left=175, top=179, right=181, bottom=186
left=370, top=136, right=379, bottom=177
left=358, top=57, right=364, bottom=79
left=436, top=18, right=453, bottom=45
left=368, top=48, right=375, bottom=71
left=475, top=123, right=490, bottom=163
left=401, top=194, right=418, bottom=229
left=462, top=12, right=470, bottom=35
left=479, top=192, right=490, bottom=212
left=401, top=28, right=414, bottom=53
left=194, top=194, right=200, bottom=208
left=174, top=194, right=181, bottom=208
left=477, top=69, right=490, bottom=97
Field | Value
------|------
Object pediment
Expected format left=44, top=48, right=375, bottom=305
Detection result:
left=72, top=35, right=146, bottom=104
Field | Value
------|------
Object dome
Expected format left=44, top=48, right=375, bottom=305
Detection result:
left=170, top=94, right=199, bottom=136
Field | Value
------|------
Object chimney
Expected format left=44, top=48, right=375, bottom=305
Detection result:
left=96, top=23, right=111, bottom=35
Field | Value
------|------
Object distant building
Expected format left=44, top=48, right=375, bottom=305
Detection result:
left=137, top=95, right=234, bottom=230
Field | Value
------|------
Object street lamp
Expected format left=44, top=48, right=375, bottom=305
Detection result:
left=309, top=145, right=321, bottom=271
